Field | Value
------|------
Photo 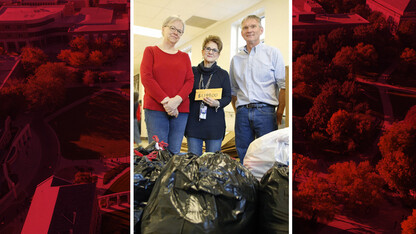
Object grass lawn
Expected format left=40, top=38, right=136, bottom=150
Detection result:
left=101, top=209, right=130, bottom=234
left=105, top=170, right=130, bottom=195
left=51, top=91, right=129, bottom=160
left=388, top=91, right=416, bottom=121
left=389, top=70, right=416, bottom=88
left=62, top=86, right=100, bottom=106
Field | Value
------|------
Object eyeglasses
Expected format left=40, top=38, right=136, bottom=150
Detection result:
left=204, top=47, right=219, bottom=53
left=165, top=25, right=183, bottom=35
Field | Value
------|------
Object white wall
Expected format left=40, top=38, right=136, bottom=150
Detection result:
left=178, top=0, right=290, bottom=131
left=182, top=0, right=289, bottom=68
left=136, top=0, right=290, bottom=135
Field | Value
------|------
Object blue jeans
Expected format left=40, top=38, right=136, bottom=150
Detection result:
left=235, top=105, right=277, bottom=163
left=187, top=137, right=222, bottom=156
left=144, top=109, right=188, bottom=154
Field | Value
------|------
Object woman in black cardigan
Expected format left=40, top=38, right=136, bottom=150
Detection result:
left=185, top=35, right=231, bottom=156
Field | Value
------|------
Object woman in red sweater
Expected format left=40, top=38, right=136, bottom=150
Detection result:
left=140, top=16, right=194, bottom=154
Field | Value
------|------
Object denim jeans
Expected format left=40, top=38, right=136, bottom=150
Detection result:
left=235, top=105, right=277, bottom=163
left=187, top=137, right=222, bottom=156
left=144, top=109, right=188, bottom=154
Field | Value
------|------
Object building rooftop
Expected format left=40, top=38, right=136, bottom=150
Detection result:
left=293, top=0, right=316, bottom=14
left=0, top=5, right=64, bottom=22
left=293, top=13, right=369, bottom=26
left=368, top=0, right=416, bottom=15
left=21, top=0, right=58, bottom=3
left=70, top=15, right=128, bottom=32
left=78, top=7, right=113, bottom=25
left=99, top=0, right=127, bottom=4
left=22, top=176, right=97, bottom=234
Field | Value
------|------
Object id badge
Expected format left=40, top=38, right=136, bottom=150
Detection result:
left=199, top=105, right=207, bottom=119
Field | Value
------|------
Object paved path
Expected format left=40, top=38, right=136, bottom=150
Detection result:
left=0, top=55, right=20, bottom=90
left=45, top=89, right=105, bottom=122
left=45, top=88, right=129, bottom=122
left=356, top=61, right=403, bottom=130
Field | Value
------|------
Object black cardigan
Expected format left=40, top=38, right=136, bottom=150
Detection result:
left=185, top=61, right=231, bottom=140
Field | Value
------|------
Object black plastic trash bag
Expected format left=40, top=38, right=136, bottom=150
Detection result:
left=134, top=150, right=173, bottom=207
left=135, top=145, right=148, bottom=156
left=155, top=149, right=173, bottom=162
left=134, top=202, right=147, bottom=234
left=141, top=152, right=258, bottom=234
left=134, top=150, right=173, bottom=234
left=134, top=157, right=164, bottom=207
left=257, top=162, right=289, bottom=234
left=134, top=142, right=160, bottom=156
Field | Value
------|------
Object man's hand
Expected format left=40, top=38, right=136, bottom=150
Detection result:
left=231, top=96, right=237, bottom=112
left=202, top=97, right=219, bottom=107
left=276, top=89, right=286, bottom=126
left=276, top=110, right=283, bottom=125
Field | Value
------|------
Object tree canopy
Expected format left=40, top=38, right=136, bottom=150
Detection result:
left=402, top=209, right=416, bottom=234
left=21, top=47, right=48, bottom=75
left=328, top=161, right=384, bottom=211
left=294, top=175, right=336, bottom=223
left=377, top=106, right=416, bottom=195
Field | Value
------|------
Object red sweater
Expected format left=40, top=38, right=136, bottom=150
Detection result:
left=140, top=46, right=194, bottom=113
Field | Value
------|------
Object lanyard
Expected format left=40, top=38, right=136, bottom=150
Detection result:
left=198, top=73, right=213, bottom=121
left=198, top=74, right=213, bottom=90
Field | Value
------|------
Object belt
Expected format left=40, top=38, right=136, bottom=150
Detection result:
left=242, top=103, right=275, bottom=108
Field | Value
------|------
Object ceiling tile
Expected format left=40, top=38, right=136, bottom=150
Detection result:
left=134, top=2, right=163, bottom=19
left=134, top=0, right=173, bottom=8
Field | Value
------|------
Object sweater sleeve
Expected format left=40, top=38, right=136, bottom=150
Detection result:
left=176, top=54, right=194, bottom=100
left=140, top=47, right=169, bottom=103
left=218, top=70, right=232, bottom=109
left=188, top=67, right=197, bottom=101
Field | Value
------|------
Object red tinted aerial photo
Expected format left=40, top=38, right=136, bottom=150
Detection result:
left=0, top=1, right=130, bottom=233
left=293, top=0, right=416, bottom=233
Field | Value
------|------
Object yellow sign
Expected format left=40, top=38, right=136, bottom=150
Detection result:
left=195, top=88, right=222, bottom=100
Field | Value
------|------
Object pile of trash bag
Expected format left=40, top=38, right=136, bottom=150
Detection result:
left=257, top=162, right=289, bottom=233
left=134, top=148, right=173, bottom=232
left=134, top=149, right=173, bottom=204
left=141, top=152, right=259, bottom=234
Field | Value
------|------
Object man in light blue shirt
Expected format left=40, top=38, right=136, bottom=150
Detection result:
left=230, top=15, right=286, bottom=163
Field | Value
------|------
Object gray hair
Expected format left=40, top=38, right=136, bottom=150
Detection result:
left=162, top=15, right=185, bottom=32
left=241, top=15, right=262, bottom=28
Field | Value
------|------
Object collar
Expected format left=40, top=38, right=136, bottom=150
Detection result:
left=197, top=61, right=218, bottom=74
left=244, top=42, right=263, bottom=54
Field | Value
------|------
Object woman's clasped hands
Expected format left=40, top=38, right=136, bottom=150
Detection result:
left=161, top=95, right=183, bottom=117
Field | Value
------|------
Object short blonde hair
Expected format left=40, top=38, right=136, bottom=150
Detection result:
left=202, top=35, right=223, bottom=53
left=162, top=15, right=185, bottom=32
left=241, top=15, right=262, bottom=28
